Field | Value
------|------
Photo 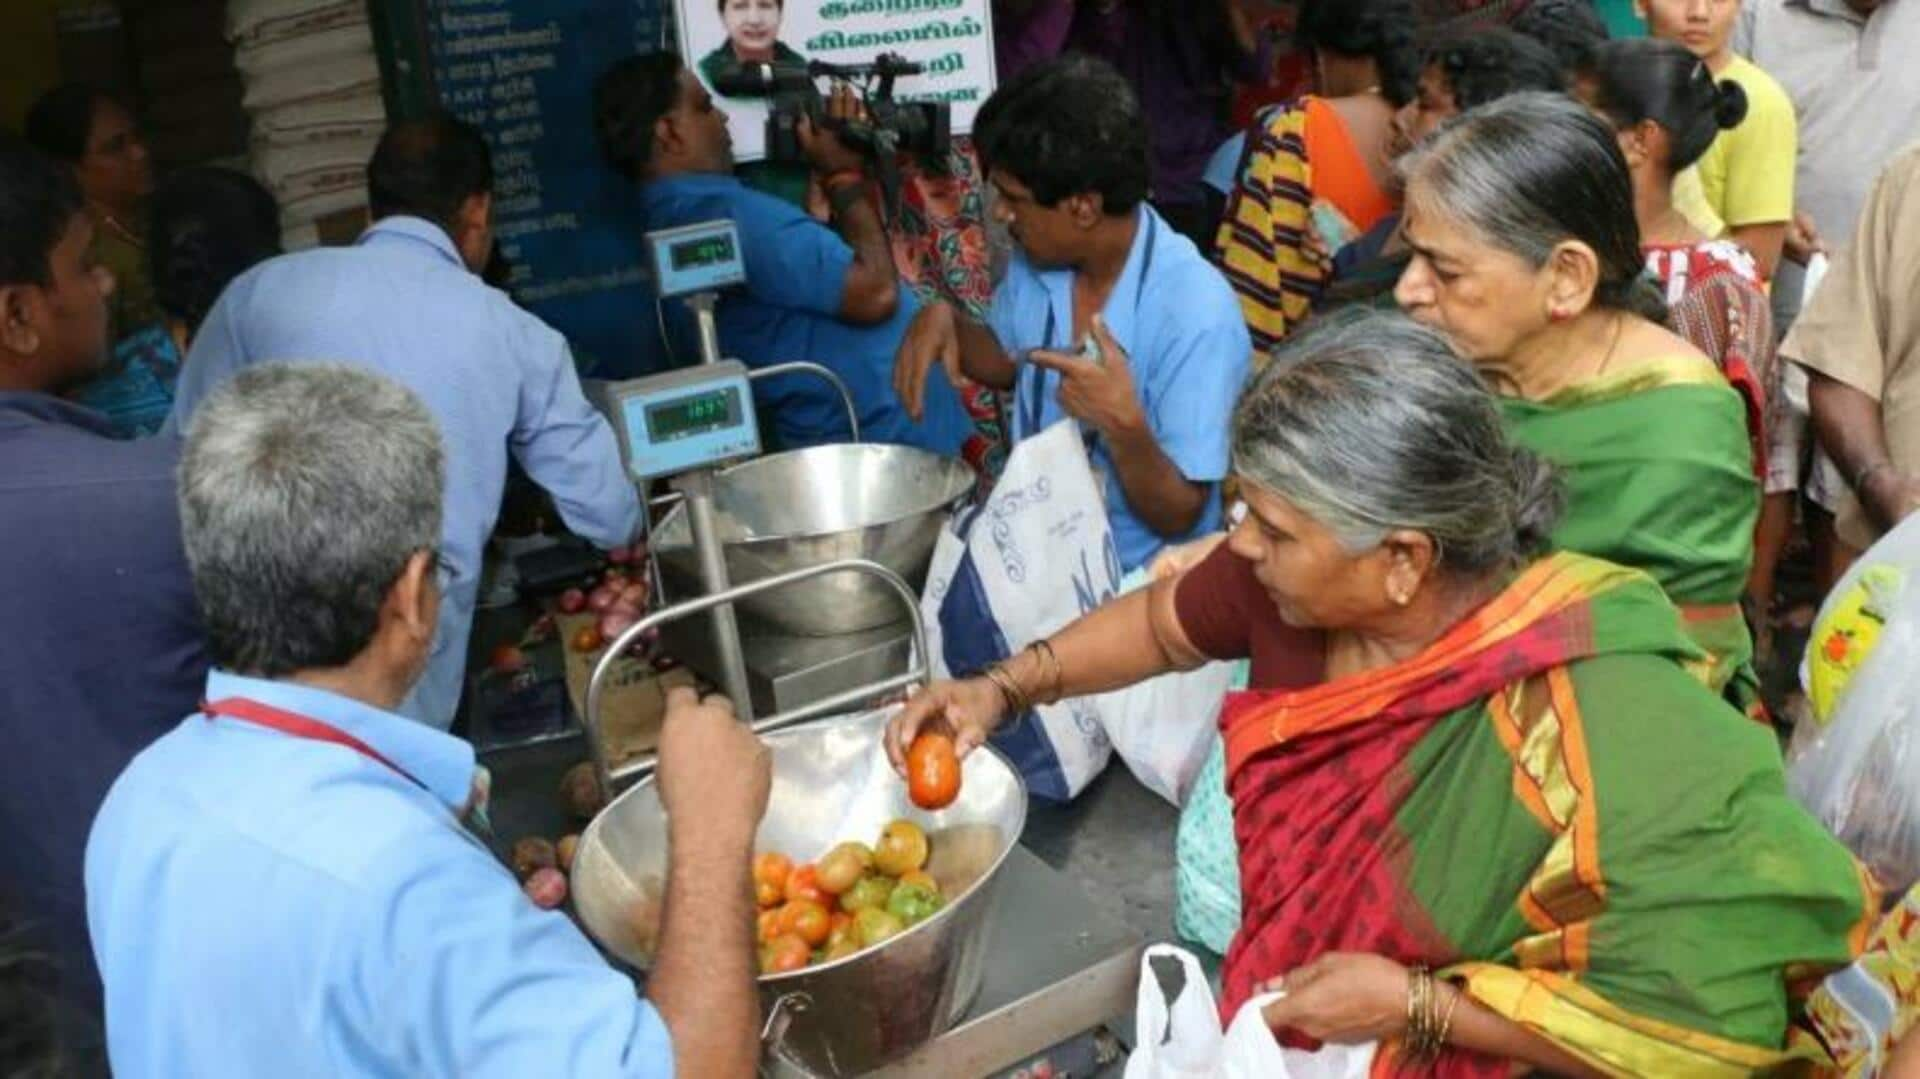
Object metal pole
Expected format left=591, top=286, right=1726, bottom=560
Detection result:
left=687, top=292, right=723, bottom=369
left=677, top=469, right=754, bottom=717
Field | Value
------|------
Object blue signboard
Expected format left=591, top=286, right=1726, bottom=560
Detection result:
left=413, top=0, right=677, bottom=377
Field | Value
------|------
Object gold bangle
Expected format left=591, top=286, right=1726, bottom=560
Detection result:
left=982, top=664, right=1028, bottom=715
left=1405, top=966, right=1426, bottom=1055
left=1434, top=981, right=1462, bottom=1053
left=1031, top=639, right=1063, bottom=705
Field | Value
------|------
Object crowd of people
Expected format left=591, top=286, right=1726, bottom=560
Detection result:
left=5, top=0, right=1920, bottom=1074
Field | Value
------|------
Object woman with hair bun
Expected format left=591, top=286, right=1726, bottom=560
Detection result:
left=1575, top=38, right=1791, bottom=646
left=1394, top=91, right=1764, bottom=717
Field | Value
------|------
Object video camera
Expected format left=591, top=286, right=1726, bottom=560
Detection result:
left=708, top=53, right=952, bottom=217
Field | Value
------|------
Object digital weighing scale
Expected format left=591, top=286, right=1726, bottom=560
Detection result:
left=587, top=219, right=918, bottom=723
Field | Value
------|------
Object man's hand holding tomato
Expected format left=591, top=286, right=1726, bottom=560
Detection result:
left=885, top=679, right=1005, bottom=781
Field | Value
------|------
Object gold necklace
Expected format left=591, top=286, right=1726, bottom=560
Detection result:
left=95, top=207, right=143, bottom=250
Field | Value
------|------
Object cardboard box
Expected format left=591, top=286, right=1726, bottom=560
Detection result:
left=558, top=613, right=700, bottom=767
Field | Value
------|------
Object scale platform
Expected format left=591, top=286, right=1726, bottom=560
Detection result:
left=660, top=611, right=919, bottom=720
left=770, top=845, right=1144, bottom=1078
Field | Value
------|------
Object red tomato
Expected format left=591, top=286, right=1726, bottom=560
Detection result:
left=907, top=731, right=961, bottom=810
left=784, top=864, right=828, bottom=905
left=753, top=852, right=793, bottom=892
left=557, top=588, right=587, bottom=614
left=761, top=933, right=810, bottom=975
left=488, top=643, right=527, bottom=674
left=781, top=899, right=832, bottom=947
left=757, top=908, right=783, bottom=944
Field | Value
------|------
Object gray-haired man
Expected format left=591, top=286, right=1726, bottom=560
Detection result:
left=87, top=364, right=767, bottom=1078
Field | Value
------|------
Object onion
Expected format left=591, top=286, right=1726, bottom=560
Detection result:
left=523, top=867, right=568, bottom=910
left=599, top=611, right=638, bottom=644
left=587, top=585, right=618, bottom=613
left=608, top=544, right=634, bottom=565
left=619, top=581, right=650, bottom=609
left=557, top=588, right=587, bottom=615
left=608, top=599, right=642, bottom=620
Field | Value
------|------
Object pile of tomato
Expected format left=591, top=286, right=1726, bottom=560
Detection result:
left=754, top=819, right=945, bottom=975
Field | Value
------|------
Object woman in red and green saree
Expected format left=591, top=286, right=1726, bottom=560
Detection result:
left=1393, top=91, right=1764, bottom=718
left=886, top=310, right=1872, bottom=1074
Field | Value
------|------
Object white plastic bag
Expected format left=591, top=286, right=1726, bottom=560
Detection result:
left=1789, top=512, right=1920, bottom=893
left=920, top=422, right=1238, bottom=802
left=1096, top=574, right=1236, bottom=806
left=1123, top=944, right=1376, bottom=1079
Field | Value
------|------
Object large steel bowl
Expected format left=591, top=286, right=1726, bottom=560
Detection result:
left=652, top=444, right=973, bottom=637
left=571, top=707, right=1027, bottom=1075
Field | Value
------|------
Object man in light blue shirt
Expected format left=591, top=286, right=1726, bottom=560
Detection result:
left=894, top=56, right=1252, bottom=571
left=90, top=363, right=769, bottom=1078
left=166, top=114, right=641, bottom=730
left=592, top=54, right=975, bottom=456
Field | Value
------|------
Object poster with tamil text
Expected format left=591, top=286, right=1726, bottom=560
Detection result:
left=676, top=0, right=996, bottom=162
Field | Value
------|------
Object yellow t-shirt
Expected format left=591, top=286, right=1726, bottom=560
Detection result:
left=1672, top=166, right=1726, bottom=238
left=1696, top=55, right=1797, bottom=228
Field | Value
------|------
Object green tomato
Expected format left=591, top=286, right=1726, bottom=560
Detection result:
left=853, top=906, right=906, bottom=948
left=885, top=881, right=943, bottom=925
left=838, top=874, right=896, bottom=914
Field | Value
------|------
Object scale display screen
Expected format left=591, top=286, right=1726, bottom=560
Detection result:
left=670, top=234, right=736, bottom=272
left=648, top=219, right=747, bottom=299
left=645, top=385, right=741, bottom=443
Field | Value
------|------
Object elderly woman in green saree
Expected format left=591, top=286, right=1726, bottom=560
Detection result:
left=1392, top=90, right=1762, bottom=718
left=888, top=309, right=1872, bottom=1075
left=1173, top=89, right=1770, bottom=958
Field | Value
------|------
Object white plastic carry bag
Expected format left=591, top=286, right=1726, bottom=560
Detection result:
left=1789, top=512, right=1920, bottom=893
left=1094, top=578, right=1236, bottom=805
left=1123, top=944, right=1376, bottom=1079
left=920, top=421, right=1236, bottom=802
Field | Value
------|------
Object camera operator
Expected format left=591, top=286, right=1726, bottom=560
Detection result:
left=595, top=53, right=974, bottom=456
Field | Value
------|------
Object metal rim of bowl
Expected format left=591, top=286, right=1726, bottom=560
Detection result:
left=652, top=445, right=976, bottom=551
left=751, top=737, right=1028, bottom=986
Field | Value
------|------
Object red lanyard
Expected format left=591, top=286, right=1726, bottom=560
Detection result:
left=202, top=696, right=425, bottom=792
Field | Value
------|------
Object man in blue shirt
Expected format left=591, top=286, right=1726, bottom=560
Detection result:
left=90, top=362, right=768, bottom=1078
left=0, top=135, right=208, bottom=1061
left=593, top=53, right=975, bottom=456
left=166, top=114, right=640, bottom=731
left=894, top=56, right=1253, bottom=571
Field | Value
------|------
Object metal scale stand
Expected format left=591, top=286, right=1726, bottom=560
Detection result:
left=581, top=218, right=926, bottom=786
left=581, top=220, right=1143, bottom=1078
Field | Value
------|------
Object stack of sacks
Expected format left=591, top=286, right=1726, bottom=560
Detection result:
left=229, top=0, right=386, bottom=247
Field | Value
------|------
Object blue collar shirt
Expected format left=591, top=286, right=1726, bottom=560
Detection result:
left=87, top=670, right=672, bottom=1077
left=987, top=206, right=1252, bottom=571
left=166, top=217, right=642, bottom=729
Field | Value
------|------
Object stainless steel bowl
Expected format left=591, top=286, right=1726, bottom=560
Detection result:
left=571, top=707, right=1027, bottom=1075
left=652, top=444, right=974, bottom=637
